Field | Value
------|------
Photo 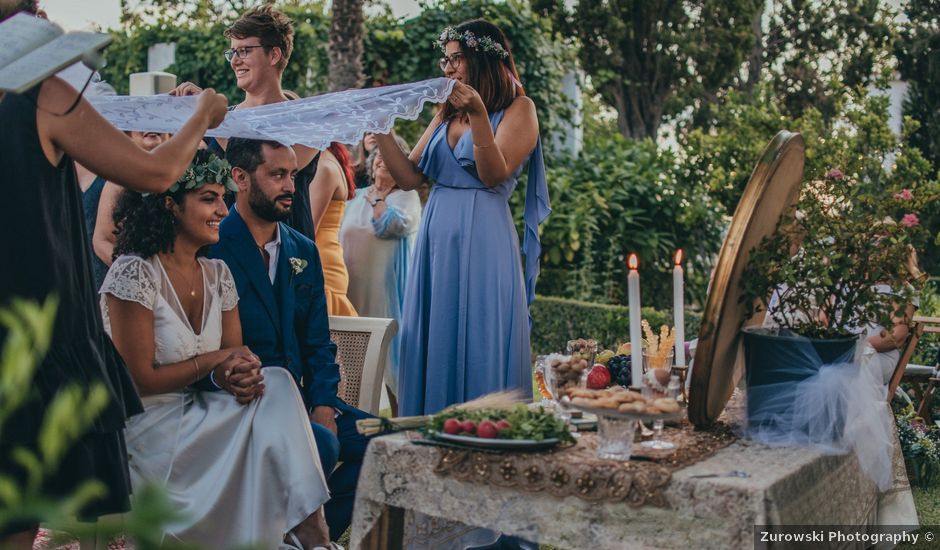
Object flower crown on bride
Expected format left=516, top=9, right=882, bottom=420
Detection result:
left=437, top=27, right=510, bottom=60
left=170, top=154, right=238, bottom=195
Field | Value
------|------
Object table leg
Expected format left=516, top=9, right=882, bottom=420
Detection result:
left=360, top=505, right=404, bottom=550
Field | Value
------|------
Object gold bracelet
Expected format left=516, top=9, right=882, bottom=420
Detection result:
left=473, top=141, right=495, bottom=149
left=191, top=356, right=200, bottom=382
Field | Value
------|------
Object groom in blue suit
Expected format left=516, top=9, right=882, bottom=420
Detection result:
left=205, top=137, right=373, bottom=540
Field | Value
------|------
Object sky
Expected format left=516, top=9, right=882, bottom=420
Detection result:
left=41, top=0, right=423, bottom=31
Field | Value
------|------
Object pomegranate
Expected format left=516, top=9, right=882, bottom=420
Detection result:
left=586, top=364, right=611, bottom=389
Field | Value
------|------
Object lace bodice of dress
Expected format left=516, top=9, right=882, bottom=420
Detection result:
left=100, top=255, right=239, bottom=366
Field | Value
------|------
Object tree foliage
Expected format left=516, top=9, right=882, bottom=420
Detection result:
left=534, top=0, right=762, bottom=140
left=522, top=97, right=725, bottom=310
left=678, top=80, right=940, bottom=274
left=896, top=0, right=940, bottom=174
left=762, top=0, right=895, bottom=121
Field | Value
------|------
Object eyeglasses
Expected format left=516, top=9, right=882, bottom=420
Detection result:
left=438, top=52, right=464, bottom=72
left=224, top=45, right=265, bottom=62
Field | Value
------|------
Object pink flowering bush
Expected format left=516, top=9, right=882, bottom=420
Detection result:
left=742, top=168, right=933, bottom=339
left=902, top=213, right=920, bottom=227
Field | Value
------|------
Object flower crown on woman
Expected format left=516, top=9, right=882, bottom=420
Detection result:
left=436, top=26, right=509, bottom=59
left=171, top=154, right=238, bottom=194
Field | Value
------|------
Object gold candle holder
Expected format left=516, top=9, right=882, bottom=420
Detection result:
left=672, top=365, right=689, bottom=404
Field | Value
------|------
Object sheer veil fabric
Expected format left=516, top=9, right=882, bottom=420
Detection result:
left=745, top=338, right=894, bottom=491
left=88, top=78, right=456, bottom=149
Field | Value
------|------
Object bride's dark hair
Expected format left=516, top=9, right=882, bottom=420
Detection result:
left=111, top=190, right=182, bottom=259
left=112, top=150, right=221, bottom=259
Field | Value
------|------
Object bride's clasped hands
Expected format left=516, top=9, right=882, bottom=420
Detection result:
left=213, top=346, right=266, bottom=404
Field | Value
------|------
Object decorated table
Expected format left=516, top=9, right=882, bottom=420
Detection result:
left=349, top=131, right=918, bottom=549
left=350, top=394, right=907, bottom=550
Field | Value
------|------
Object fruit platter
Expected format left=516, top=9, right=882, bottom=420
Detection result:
left=560, top=387, right=683, bottom=422
left=425, top=404, right=575, bottom=451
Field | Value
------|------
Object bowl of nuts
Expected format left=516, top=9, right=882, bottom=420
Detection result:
left=543, top=353, right=589, bottom=399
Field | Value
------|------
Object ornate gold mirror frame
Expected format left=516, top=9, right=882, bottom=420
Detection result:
left=688, top=130, right=805, bottom=427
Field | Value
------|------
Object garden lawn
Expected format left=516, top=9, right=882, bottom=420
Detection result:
left=897, top=478, right=940, bottom=549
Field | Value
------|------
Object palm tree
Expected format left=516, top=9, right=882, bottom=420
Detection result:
left=327, top=0, right=365, bottom=92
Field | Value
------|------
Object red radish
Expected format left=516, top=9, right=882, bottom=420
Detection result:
left=460, top=420, right=477, bottom=434
left=443, top=418, right=461, bottom=435
left=477, top=420, right=498, bottom=439
left=495, top=419, right=512, bottom=431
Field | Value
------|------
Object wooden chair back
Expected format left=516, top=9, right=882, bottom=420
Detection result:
left=886, top=316, right=940, bottom=401
left=329, top=316, right=397, bottom=415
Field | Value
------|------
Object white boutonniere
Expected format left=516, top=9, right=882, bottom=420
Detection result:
left=289, top=257, right=308, bottom=276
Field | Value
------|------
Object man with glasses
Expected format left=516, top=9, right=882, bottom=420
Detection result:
left=173, top=5, right=373, bottom=543
left=172, top=5, right=324, bottom=239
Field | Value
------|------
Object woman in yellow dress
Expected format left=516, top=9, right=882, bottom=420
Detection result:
left=308, top=143, right=358, bottom=316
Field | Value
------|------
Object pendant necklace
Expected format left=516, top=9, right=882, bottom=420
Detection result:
left=164, top=258, right=200, bottom=297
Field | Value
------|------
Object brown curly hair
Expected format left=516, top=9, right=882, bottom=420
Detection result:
left=112, top=150, right=222, bottom=259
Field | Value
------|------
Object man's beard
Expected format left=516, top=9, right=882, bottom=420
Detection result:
left=247, top=175, right=292, bottom=222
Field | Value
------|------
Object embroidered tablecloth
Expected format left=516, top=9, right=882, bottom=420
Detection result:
left=350, top=393, right=913, bottom=549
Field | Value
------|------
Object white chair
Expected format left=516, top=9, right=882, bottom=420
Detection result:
left=329, top=316, right=397, bottom=416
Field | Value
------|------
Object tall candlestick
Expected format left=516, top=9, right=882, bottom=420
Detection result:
left=627, top=254, right=643, bottom=388
left=673, top=250, right=685, bottom=367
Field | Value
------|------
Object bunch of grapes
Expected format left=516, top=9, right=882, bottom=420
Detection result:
left=606, top=355, right=632, bottom=387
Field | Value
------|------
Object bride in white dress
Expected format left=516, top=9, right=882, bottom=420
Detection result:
left=99, top=151, right=333, bottom=549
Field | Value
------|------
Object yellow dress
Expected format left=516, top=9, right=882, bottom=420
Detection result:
left=316, top=199, right=358, bottom=316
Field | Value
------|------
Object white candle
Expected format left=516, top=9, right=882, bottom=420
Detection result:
left=627, top=254, right=642, bottom=388
left=673, top=250, right=685, bottom=367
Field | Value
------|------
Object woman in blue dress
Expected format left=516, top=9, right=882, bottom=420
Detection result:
left=375, top=19, right=550, bottom=415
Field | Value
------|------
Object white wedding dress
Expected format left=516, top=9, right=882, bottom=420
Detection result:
left=100, top=255, right=330, bottom=548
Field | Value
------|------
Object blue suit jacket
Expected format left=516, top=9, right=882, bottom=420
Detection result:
left=207, top=209, right=341, bottom=410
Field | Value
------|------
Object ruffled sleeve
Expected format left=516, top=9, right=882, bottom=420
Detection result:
left=523, top=137, right=551, bottom=312
left=372, top=190, right=422, bottom=239
left=216, top=260, right=240, bottom=312
left=99, top=255, right=159, bottom=310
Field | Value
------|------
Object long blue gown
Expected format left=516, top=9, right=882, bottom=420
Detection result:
left=398, top=109, right=550, bottom=415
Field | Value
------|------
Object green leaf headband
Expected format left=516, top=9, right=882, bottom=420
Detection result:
left=437, top=27, right=510, bottom=60
left=168, top=155, right=238, bottom=195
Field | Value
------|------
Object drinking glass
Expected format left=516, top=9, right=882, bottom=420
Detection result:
left=596, top=415, right=637, bottom=461
left=641, top=349, right=676, bottom=450
left=542, top=354, right=574, bottom=422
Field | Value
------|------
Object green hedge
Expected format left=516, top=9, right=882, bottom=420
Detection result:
left=531, top=295, right=702, bottom=355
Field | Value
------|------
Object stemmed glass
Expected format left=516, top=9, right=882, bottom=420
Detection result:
left=640, top=349, right=676, bottom=450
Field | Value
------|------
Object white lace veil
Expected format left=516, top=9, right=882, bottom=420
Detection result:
left=88, top=78, right=455, bottom=148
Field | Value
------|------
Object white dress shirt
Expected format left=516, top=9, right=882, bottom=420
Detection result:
left=262, top=224, right=281, bottom=284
